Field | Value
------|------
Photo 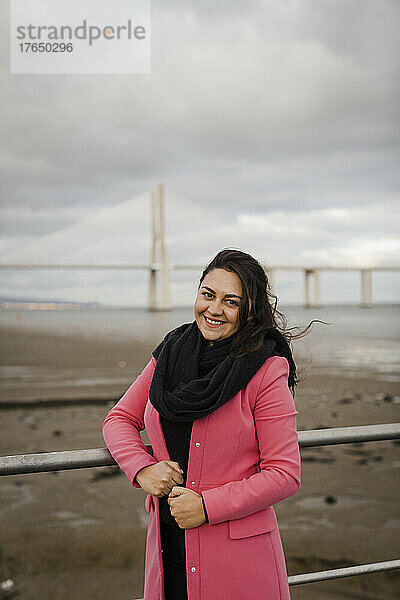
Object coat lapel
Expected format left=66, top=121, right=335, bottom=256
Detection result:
left=145, top=400, right=170, bottom=461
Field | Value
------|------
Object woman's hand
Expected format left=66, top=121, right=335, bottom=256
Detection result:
left=135, top=461, right=184, bottom=497
left=168, top=486, right=206, bottom=529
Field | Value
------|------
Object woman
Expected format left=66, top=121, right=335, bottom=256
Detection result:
left=102, top=249, right=311, bottom=600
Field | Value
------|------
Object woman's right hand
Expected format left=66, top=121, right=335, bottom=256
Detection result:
left=135, top=461, right=184, bottom=497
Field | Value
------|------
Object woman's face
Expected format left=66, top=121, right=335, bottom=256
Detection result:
left=195, top=268, right=243, bottom=344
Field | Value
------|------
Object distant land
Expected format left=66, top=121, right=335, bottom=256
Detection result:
left=0, top=296, right=100, bottom=308
left=0, top=296, right=399, bottom=310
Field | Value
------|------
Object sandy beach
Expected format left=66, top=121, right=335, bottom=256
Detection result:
left=0, top=320, right=399, bottom=600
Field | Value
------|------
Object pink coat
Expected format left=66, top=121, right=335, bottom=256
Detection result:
left=102, top=354, right=301, bottom=600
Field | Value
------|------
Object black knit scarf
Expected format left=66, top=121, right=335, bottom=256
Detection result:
left=149, top=321, right=297, bottom=422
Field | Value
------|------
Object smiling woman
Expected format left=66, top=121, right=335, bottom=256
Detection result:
left=195, top=268, right=243, bottom=344
left=102, top=248, right=324, bottom=600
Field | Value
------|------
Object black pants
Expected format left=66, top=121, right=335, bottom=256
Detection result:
left=160, top=521, right=188, bottom=600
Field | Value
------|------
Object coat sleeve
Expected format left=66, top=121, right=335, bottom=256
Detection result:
left=102, top=357, right=158, bottom=487
left=202, top=356, right=301, bottom=524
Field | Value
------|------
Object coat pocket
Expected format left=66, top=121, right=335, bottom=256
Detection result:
left=228, top=506, right=277, bottom=539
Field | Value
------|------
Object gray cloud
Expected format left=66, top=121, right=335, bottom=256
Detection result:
left=0, top=1, right=399, bottom=303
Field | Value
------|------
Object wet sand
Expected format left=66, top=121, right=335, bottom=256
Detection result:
left=0, top=324, right=399, bottom=599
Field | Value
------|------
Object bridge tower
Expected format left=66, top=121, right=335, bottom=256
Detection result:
left=148, top=184, right=172, bottom=311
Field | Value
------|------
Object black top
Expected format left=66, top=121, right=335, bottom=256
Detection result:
left=158, top=334, right=235, bottom=527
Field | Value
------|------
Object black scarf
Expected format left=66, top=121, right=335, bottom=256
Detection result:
left=149, top=321, right=297, bottom=422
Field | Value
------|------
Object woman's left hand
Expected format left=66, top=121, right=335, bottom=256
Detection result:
left=167, top=486, right=206, bottom=529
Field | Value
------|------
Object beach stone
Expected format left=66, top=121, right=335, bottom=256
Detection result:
left=324, top=495, right=337, bottom=504
left=339, top=397, right=353, bottom=404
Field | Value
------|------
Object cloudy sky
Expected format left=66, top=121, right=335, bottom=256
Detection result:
left=1, top=0, right=399, bottom=306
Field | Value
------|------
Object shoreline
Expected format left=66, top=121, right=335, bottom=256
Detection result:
left=0, top=325, right=399, bottom=599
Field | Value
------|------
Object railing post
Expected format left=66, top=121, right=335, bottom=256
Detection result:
left=304, top=269, right=311, bottom=308
left=360, top=268, right=373, bottom=308
left=314, top=268, right=321, bottom=308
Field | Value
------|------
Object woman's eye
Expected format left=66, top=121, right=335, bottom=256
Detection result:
left=202, top=292, right=213, bottom=298
left=226, top=299, right=239, bottom=306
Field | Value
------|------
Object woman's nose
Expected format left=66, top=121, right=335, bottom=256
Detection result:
left=208, top=299, right=223, bottom=314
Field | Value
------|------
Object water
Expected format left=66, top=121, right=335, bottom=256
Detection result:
left=1, top=304, right=399, bottom=376
left=1, top=304, right=399, bottom=339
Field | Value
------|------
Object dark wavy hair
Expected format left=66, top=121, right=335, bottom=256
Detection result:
left=198, top=248, right=329, bottom=361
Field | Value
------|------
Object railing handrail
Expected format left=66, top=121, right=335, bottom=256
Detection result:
left=0, top=423, right=399, bottom=476
left=287, top=559, right=400, bottom=585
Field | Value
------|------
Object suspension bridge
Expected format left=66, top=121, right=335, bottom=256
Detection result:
left=1, top=184, right=398, bottom=310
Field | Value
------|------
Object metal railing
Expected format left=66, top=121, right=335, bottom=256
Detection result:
left=1, top=422, right=399, bottom=590
left=1, top=423, right=398, bottom=476
left=288, top=559, right=400, bottom=585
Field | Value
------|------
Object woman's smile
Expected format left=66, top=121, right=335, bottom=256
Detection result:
left=203, top=315, right=226, bottom=327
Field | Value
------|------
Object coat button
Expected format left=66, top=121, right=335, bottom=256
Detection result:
left=195, top=442, right=200, bottom=447
left=191, top=567, right=196, bottom=573
left=191, top=481, right=196, bottom=485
